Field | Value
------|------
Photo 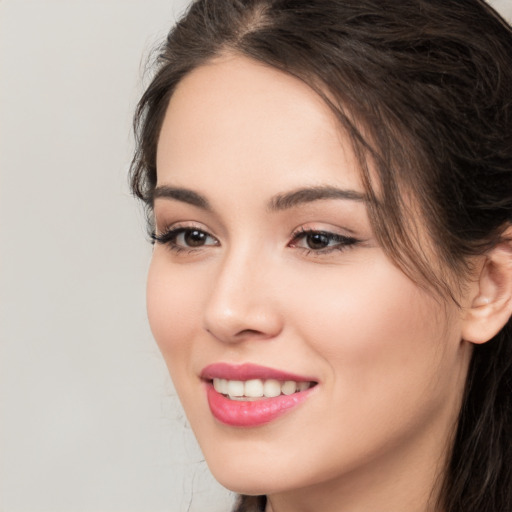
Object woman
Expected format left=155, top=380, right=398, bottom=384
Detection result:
left=130, top=1, right=512, bottom=511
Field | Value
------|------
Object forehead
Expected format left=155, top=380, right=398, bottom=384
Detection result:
left=156, top=54, right=363, bottom=194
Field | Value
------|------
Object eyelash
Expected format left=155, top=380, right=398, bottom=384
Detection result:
left=151, top=226, right=360, bottom=255
left=151, top=226, right=218, bottom=254
left=289, top=227, right=360, bottom=255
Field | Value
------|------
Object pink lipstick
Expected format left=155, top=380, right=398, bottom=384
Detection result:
left=201, top=363, right=317, bottom=427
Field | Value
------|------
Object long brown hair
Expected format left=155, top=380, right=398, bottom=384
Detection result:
left=130, top=1, right=512, bottom=510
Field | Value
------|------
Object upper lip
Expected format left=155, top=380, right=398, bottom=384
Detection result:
left=200, top=362, right=317, bottom=382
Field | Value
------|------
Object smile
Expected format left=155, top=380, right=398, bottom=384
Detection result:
left=201, top=363, right=317, bottom=427
left=213, top=378, right=314, bottom=400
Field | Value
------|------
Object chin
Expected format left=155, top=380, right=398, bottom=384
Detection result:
left=209, top=465, right=288, bottom=496
left=196, top=435, right=298, bottom=496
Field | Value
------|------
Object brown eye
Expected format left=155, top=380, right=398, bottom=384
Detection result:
left=289, top=229, right=360, bottom=254
left=151, top=227, right=219, bottom=251
left=305, top=233, right=330, bottom=250
left=184, top=229, right=208, bottom=247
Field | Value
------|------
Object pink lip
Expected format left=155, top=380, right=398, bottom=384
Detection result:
left=200, top=363, right=317, bottom=427
left=200, top=362, right=315, bottom=382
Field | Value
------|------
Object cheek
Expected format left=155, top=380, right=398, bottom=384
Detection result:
left=284, top=256, right=460, bottom=415
left=146, top=255, right=202, bottom=370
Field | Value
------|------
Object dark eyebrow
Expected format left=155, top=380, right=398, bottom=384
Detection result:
left=152, top=186, right=211, bottom=211
left=152, top=185, right=366, bottom=212
left=268, top=186, right=367, bottom=211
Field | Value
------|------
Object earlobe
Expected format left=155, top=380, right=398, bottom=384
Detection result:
left=462, top=228, right=512, bottom=344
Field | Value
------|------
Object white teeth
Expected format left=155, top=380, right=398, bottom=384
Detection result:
left=263, top=379, right=282, bottom=398
left=281, top=380, right=297, bottom=395
left=245, top=379, right=264, bottom=397
left=298, top=381, right=310, bottom=392
left=227, top=380, right=245, bottom=398
left=212, top=378, right=313, bottom=399
left=213, top=378, right=228, bottom=394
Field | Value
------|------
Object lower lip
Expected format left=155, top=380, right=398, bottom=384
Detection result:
left=205, top=382, right=314, bottom=427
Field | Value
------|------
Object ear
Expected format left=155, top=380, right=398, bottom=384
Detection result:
left=462, top=227, right=512, bottom=344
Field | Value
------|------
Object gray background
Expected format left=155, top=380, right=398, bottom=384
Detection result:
left=1, top=1, right=510, bottom=511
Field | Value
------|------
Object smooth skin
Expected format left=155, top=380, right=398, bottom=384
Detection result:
left=147, top=55, right=510, bottom=512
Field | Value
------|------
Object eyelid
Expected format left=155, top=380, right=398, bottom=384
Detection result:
left=290, top=224, right=357, bottom=241
left=154, top=219, right=214, bottom=236
left=288, top=226, right=361, bottom=254
left=152, top=222, right=220, bottom=250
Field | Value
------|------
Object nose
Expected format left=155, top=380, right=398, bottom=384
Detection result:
left=202, top=249, right=283, bottom=344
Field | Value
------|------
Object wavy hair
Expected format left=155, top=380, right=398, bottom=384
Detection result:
left=130, top=1, right=512, bottom=510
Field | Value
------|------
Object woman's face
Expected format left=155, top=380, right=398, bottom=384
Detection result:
left=148, top=55, right=472, bottom=503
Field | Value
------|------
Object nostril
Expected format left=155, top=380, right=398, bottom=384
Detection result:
left=237, top=328, right=266, bottom=337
